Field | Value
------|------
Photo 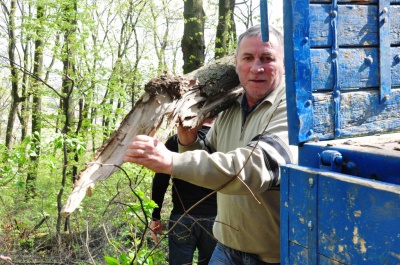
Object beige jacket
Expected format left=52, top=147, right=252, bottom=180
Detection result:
left=172, top=81, right=297, bottom=263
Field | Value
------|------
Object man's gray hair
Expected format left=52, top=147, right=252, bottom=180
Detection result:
left=236, top=24, right=283, bottom=54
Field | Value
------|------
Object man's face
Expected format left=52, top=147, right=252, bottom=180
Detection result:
left=235, top=34, right=285, bottom=107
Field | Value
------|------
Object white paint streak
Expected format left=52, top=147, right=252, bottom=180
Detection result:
left=352, top=226, right=368, bottom=253
left=353, top=210, right=362, bottom=217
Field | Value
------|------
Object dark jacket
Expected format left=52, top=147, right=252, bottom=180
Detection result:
left=151, top=126, right=217, bottom=220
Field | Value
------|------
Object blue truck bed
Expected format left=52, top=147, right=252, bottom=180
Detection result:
left=279, top=0, right=400, bottom=263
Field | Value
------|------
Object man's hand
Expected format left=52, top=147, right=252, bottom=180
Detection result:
left=0, top=255, right=12, bottom=263
left=150, top=220, right=163, bottom=243
left=123, top=135, right=173, bottom=175
left=177, top=122, right=205, bottom=146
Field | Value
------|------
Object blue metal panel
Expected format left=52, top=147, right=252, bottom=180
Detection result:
left=283, top=0, right=314, bottom=145
left=298, top=133, right=400, bottom=184
left=281, top=167, right=318, bottom=264
left=280, top=168, right=290, bottom=264
left=278, top=0, right=400, bottom=263
left=284, top=0, right=400, bottom=145
left=379, top=0, right=392, bottom=104
left=318, top=172, right=400, bottom=264
left=260, top=0, right=269, bottom=42
left=281, top=164, right=400, bottom=265
left=312, top=89, right=400, bottom=141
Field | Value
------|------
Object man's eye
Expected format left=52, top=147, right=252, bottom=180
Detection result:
left=261, top=57, right=273, bottom=62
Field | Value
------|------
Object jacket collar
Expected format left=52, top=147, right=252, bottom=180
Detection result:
left=237, top=80, right=286, bottom=110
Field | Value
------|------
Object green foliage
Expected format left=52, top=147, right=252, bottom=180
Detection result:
left=105, top=249, right=159, bottom=265
left=125, top=189, right=157, bottom=219
left=0, top=0, right=267, bottom=263
left=54, top=134, right=87, bottom=156
left=100, top=166, right=168, bottom=265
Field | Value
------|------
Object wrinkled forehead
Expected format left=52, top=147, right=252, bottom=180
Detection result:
left=237, top=34, right=282, bottom=55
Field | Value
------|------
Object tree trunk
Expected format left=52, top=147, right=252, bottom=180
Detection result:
left=182, top=0, right=205, bottom=74
left=215, top=0, right=236, bottom=59
left=57, top=0, right=78, bottom=241
left=26, top=4, right=44, bottom=200
left=61, top=56, right=241, bottom=216
left=5, top=0, right=19, bottom=148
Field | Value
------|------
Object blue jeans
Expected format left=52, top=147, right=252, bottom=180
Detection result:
left=168, top=214, right=216, bottom=265
left=209, top=243, right=280, bottom=265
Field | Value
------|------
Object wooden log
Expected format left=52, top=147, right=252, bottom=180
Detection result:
left=60, top=56, right=242, bottom=216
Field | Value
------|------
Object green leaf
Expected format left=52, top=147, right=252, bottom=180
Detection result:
left=104, top=256, right=120, bottom=265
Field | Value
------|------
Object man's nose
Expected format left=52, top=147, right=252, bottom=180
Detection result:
left=250, top=60, right=264, bottom=73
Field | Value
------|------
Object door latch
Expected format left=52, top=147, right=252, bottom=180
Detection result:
left=319, top=150, right=343, bottom=172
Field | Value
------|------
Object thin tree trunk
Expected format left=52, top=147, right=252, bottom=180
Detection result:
left=5, top=0, right=19, bottom=148
left=182, top=0, right=205, bottom=74
left=19, top=33, right=30, bottom=141
left=215, top=0, right=236, bottom=59
left=57, top=0, right=78, bottom=243
left=25, top=4, right=44, bottom=200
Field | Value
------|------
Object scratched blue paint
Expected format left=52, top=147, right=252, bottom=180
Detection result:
left=297, top=140, right=400, bottom=184
left=280, top=0, right=400, bottom=262
left=281, top=164, right=400, bottom=264
left=379, top=0, right=392, bottom=104
left=311, top=89, right=400, bottom=141
left=392, top=6, right=400, bottom=45
left=318, top=174, right=400, bottom=264
left=260, top=0, right=269, bottom=42
left=283, top=0, right=400, bottom=145
left=283, top=0, right=313, bottom=145
left=392, top=47, right=400, bottom=84
left=330, top=0, right=341, bottom=138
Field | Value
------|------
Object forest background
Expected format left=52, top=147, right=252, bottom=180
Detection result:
left=0, top=0, right=282, bottom=264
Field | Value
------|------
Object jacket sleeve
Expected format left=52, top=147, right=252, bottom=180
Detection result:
left=151, top=135, right=178, bottom=220
left=172, top=99, right=297, bottom=195
left=151, top=172, right=170, bottom=220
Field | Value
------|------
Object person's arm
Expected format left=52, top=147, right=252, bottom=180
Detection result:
left=173, top=99, right=296, bottom=194
left=151, top=172, right=170, bottom=220
left=123, top=135, right=173, bottom=175
left=150, top=173, right=170, bottom=243
left=149, top=136, right=177, bottom=243
left=0, top=254, right=12, bottom=263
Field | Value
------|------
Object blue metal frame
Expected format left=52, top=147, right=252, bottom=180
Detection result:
left=280, top=0, right=400, bottom=145
left=330, top=0, right=341, bottom=138
left=260, top=0, right=269, bottom=42
left=379, top=0, right=391, bottom=104
left=281, top=164, right=400, bottom=265
left=276, top=0, right=400, bottom=263
left=283, top=0, right=314, bottom=145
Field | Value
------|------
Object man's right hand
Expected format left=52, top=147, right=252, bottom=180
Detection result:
left=123, top=135, right=173, bottom=175
left=177, top=122, right=203, bottom=146
left=150, top=220, right=163, bottom=243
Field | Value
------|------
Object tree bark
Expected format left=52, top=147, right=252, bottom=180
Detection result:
left=26, top=3, right=45, bottom=200
left=61, top=56, right=241, bottom=216
left=215, top=0, right=236, bottom=59
left=57, top=0, right=78, bottom=239
left=5, top=0, right=19, bottom=148
left=182, top=0, right=205, bottom=74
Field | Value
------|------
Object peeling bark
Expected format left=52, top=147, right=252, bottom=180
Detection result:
left=61, top=56, right=242, bottom=216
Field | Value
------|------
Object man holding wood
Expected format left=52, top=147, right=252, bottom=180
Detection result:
left=124, top=24, right=297, bottom=265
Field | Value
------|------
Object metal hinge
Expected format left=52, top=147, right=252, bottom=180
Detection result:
left=319, top=150, right=343, bottom=172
